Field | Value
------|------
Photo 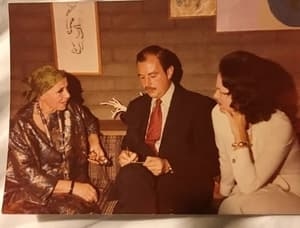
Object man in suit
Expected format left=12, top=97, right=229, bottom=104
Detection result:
left=113, top=45, right=219, bottom=214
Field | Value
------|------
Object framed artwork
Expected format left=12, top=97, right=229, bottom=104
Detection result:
left=169, top=0, right=216, bottom=18
left=216, top=0, right=300, bottom=32
left=51, top=1, right=102, bottom=75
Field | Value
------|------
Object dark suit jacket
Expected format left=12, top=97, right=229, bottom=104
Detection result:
left=122, top=84, right=219, bottom=213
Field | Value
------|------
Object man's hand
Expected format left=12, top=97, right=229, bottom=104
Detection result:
left=118, top=150, right=139, bottom=167
left=143, top=156, right=172, bottom=176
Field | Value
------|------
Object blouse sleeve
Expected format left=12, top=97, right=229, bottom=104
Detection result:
left=212, top=105, right=235, bottom=196
left=8, top=120, right=57, bottom=204
left=230, top=110, right=295, bottom=194
left=72, top=102, right=99, bottom=135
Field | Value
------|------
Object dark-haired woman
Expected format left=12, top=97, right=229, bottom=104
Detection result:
left=212, top=51, right=300, bottom=214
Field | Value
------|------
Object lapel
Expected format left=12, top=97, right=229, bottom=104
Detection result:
left=140, top=95, right=152, bottom=137
left=159, top=85, right=184, bottom=153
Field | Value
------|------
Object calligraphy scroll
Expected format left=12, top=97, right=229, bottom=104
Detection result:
left=51, top=1, right=102, bottom=75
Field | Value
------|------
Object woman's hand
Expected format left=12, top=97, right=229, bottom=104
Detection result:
left=88, top=133, right=109, bottom=165
left=72, top=182, right=98, bottom=203
left=54, top=180, right=98, bottom=202
left=223, top=108, right=248, bottom=143
left=213, top=176, right=225, bottom=200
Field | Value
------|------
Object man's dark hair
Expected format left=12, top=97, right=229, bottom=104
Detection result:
left=136, top=45, right=183, bottom=84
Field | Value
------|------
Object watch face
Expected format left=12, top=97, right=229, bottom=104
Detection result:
left=268, top=0, right=300, bottom=26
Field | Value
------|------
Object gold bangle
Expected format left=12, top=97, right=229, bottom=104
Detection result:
left=232, top=141, right=250, bottom=150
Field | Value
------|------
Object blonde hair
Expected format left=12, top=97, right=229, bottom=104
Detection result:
left=23, top=65, right=66, bottom=101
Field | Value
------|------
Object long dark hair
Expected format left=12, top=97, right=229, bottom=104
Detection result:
left=219, top=50, right=297, bottom=124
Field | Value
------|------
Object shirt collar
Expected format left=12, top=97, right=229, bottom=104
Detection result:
left=152, top=82, right=175, bottom=107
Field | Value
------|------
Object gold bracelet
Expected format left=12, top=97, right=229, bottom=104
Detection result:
left=232, top=141, right=250, bottom=150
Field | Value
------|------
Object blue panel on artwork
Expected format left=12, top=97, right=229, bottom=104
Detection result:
left=268, top=0, right=300, bottom=26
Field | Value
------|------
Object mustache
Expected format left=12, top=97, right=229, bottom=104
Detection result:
left=144, top=86, right=156, bottom=91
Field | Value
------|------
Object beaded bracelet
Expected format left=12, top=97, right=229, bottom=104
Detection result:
left=232, top=141, right=250, bottom=150
left=69, top=180, right=75, bottom=195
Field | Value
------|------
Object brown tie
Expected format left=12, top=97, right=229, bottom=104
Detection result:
left=145, top=99, right=162, bottom=155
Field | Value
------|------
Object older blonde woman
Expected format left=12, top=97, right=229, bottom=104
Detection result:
left=3, top=65, right=108, bottom=214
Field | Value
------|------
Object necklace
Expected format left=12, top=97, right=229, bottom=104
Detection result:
left=36, top=102, right=70, bottom=179
left=36, top=102, right=63, bottom=148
